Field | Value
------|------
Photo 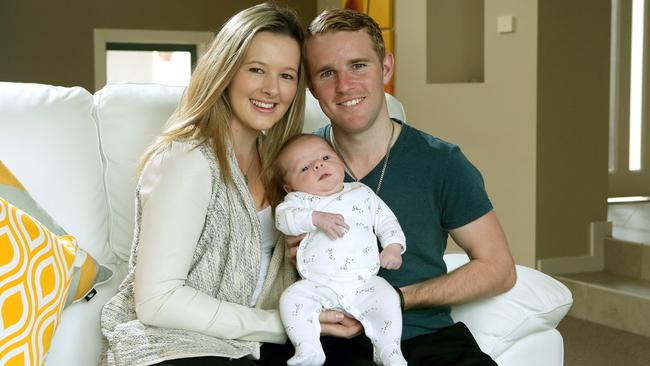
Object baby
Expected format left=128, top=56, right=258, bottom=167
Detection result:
left=274, top=134, right=408, bottom=366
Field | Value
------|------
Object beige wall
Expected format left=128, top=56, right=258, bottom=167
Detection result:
left=397, top=0, right=539, bottom=267
left=0, top=0, right=316, bottom=91
left=536, top=0, right=610, bottom=259
left=317, top=0, right=340, bottom=11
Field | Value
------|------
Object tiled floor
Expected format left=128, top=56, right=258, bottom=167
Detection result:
left=608, top=202, right=650, bottom=244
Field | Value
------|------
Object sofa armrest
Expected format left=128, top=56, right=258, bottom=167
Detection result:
left=494, top=329, right=564, bottom=366
left=444, top=253, right=573, bottom=360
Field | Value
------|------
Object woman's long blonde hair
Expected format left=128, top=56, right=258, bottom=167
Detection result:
left=140, top=3, right=305, bottom=206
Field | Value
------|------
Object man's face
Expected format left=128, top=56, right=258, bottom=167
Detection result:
left=305, top=30, right=393, bottom=134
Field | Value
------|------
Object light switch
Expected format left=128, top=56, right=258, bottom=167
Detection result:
left=497, top=15, right=515, bottom=33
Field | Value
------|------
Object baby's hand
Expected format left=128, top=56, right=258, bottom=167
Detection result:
left=312, top=211, right=350, bottom=240
left=380, top=243, right=403, bottom=270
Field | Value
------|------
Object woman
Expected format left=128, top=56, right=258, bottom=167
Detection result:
left=101, top=4, right=305, bottom=365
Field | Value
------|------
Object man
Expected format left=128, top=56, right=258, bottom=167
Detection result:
left=297, top=8, right=517, bottom=365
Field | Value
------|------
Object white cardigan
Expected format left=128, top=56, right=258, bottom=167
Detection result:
left=101, top=141, right=296, bottom=366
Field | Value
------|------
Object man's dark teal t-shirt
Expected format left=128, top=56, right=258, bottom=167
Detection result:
left=316, top=120, right=493, bottom=340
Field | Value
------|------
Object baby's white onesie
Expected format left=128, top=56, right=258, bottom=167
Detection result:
left=276, top=182, right=408, bottom=366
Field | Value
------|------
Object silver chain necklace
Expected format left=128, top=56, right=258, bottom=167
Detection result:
left=240, top=140, right=259, bottom=185
left=329, top=121, right=395, bottom=194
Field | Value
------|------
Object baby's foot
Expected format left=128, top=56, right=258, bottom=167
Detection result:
left=287, top=345, right=326, bottom=366
left=375, top=346, right=408, bottom=366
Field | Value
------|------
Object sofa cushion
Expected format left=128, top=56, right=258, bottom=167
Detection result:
left=445, top=253, right=573, bottom=359
left=44, top=261, right=128, bottom=366
left=0, top=197, right=78, bottom=365
left=0, top=161, right=113, bottom=308
left=0, top=82, right=112, bottom=265
left=94, top=83, right=184, bottom=262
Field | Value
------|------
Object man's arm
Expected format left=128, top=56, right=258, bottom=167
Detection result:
left=400, top=210, right=516, bottom=309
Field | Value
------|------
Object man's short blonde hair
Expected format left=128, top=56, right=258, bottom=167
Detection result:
left=307, top=8, right=385, bottom=62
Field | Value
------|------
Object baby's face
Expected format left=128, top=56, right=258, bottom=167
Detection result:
left=280, top=136, right=345, bottom=196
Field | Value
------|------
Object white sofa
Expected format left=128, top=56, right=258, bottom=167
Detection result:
left=0, top=82, right=572, bottom=366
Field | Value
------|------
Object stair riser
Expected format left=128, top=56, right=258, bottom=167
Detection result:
left=604, top=239, right=650, bottom=281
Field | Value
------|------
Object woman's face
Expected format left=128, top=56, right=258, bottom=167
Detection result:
left=228, top=31, right=301, bottom=136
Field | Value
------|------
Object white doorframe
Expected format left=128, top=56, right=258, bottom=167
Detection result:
left=93, top=29, right=213, bottom=91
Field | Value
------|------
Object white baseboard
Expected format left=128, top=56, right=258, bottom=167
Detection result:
left=536, top=221, right=612, bottom=275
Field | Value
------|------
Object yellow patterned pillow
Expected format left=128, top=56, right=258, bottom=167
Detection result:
left=0, top=197, right=76, bottom=366
left=0, top=161, right=112, bottom=308
left=0, top=162, right=112, bottom=365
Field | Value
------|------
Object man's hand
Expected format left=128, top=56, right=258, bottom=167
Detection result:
left=318, top=310, right=363, bottom=338
left=312, top=211, right=350, bottom=240
left=379, top=243, right=403, bottom=269
left=285, top=234, right=306, bottom=266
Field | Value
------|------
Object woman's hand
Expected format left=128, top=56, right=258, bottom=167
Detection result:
left=318, top=310, right=363, bottom=339
left=285, top=234, right=306, bottom=266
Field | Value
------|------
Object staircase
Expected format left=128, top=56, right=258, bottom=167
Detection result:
left=556, top=238, right=650, bottom=337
